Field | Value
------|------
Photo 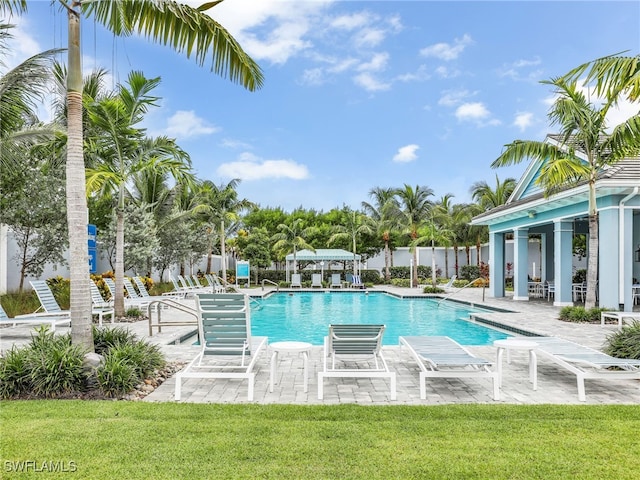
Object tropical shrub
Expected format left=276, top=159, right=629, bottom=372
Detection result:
left=604, top=321, right=640, bottom=359
left=390, top=278, right=411, bottom=288
left=559, top=306, right=606, bottom=323
left=423, top=286, right=444, bottom=294
left=460, top=265, right=480, bottom=281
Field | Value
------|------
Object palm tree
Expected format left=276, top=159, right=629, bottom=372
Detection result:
left=272, top=218, right=316, bottom=277
left=85, top=73, right=193, bottom=317
left=412, top=218, right=454, bottom=288
left=192, top=179, right=255, bottom=282
left=448, top=203, right=474, bottom=278
left=470, top=175, right=516, bottom=211
left=431, top=194, right=457, bottom=278
left=394, top=184, right=434, bottom=287
left=328, top=207, right=374, bottom=278
left=1, top=0, right=263, bottom=350
left=492, top=75, right=640, bottom=308
left=362, top=187, right=399, bottom=282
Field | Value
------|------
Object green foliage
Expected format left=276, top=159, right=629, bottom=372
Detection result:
left=391, top=278, right=411, bottom=288
left=423, top=285, right=445, bottom=294
left=559, top=306, right=606, bottom=323
left=46, top=276, right=70, bottom=309
left=96, top=355, right=138, bottom=397
left=92, top=326, right=140, bottom=356
left=460, top=265, right=480, bottom=281
left=0, top=290, right=41, bottom=317
left=573, top=269, right=587, bottom=284
left=389, top=266, right=432, bottom=280
left=0, top=327, right=87, bottom=399
left=604, top=321, right=640, bottom=359
left=126, top=307, right=144, bottom=318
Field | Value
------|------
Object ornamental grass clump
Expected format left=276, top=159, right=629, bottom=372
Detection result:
left=559, top=306, right=606, bottom=323
left=604, top=321, right=640, bottom=360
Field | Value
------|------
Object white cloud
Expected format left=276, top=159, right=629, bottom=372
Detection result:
left=300, top=67, right=326, bottom=86
left=221, top=138, right=253, bottom=150
left=217, top=152, right=310, bottom=181
left=420, top=34, right=473, bottom=61
left=438, top=89, right=472, bottom=107
left=434, top=65, right=461, bottom=79
left=163, top=111, right=219, bottom=139
left=331, top=11, right=373, bottom=31
left=395, top=65, right=430, bottom=83
left=353, top=72, right=391, bottom=92
left=393, top=144, right=420, bottom=163
left=455, top=102, right=490, bottom=122
left=498, top=56, right=543, bottom=80
left=353, top=28, right=386, bottom=48
left=513, top=112, right=534, bottom=131
left=357, top=52, right=389, bottom=72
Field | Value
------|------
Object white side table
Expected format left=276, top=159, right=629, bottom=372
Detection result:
left=269, top=341, right=313, bottom=393
left=494, top=338, right=539, bottom=391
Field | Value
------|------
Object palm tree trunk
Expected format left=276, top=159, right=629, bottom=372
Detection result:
left=585, top=213, right=598, bottom=308
left=431, top=242, right=437, bottom=287
left=453, top=241, right=460, bottom=277
left=67, top=7, right=93, bottom=351
left=384, top=240, right=390, bottom=282
left=114, top=207, right=126, bottom=317
left=352, top=233, right=357, bottom=278
left=412, top=249, right=418, bottom=288
left=444, top=247, right=449, bottom=278
left=220, top=219, right=226, bottom=282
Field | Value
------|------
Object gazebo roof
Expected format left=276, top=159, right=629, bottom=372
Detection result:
left=285, top=249, right=360, bottom=261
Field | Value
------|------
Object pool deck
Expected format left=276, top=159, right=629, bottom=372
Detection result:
left=2, top=286, right=639, bottom=405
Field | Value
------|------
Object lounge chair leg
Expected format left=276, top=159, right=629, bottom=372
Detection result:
left=175, top=375, right=182, bottom=401
left=577, top=374, right=586, bottom=402
left=247, top=373, right=254, bottom=401
left=419, top=373, right=426, bottom=400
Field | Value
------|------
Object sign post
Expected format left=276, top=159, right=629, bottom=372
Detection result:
left=236, top=261, right=250, bottom=287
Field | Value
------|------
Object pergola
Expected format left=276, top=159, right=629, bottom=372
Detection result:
left=284, top=249, right=361, bottom=280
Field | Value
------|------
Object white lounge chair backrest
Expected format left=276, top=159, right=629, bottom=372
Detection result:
left=90, top=281, right=111, bottom=307
left=319, top=323, right=396, bottom=400
left=330, top=274, right=342, bottom=288
left=290, top=273, right=302, bottom=288
left=30, top=280, right=64, bottom=313
left=311, top=273, right=322, bottom=287
left=133, top=277, right=152, bottom=298
left=196, top=293, right=252, bottom=357
left=444, top=275, right=457, bottom=289
left=103, top=277, right=117, bottom=298
left=351, top=274, right=364, bottom=288
left=123, top=278, right=141, bottom=299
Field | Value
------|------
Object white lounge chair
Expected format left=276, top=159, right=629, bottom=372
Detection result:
left=350, top=274, right=365, bottom=289
left=399, top=336, right=500, bottom=400
left=600, top=311, right=640, bottom=329
left=205, top=274, right=226, bottom=293
left=529, top=336, right=640, bottom=401
left=175, top=293, right=267, bottom=401
left=0, top=297, right=70, bottom=331
left=318, top=324, right=396, bottom=400
left=89, top=281, right=115, bottom=327
left=442, top=275, right=457, bottom=291
left=330, top=274, right=343, bottom=289
left=311, top=273, right=323, bottom=288
left=290, top=273, right=302, bottom=288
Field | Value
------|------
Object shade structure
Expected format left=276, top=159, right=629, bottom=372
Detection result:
left=285, top=249, right=361, bottom=262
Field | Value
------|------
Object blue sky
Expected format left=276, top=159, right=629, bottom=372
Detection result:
left=6, top=1, right=640, bottom=212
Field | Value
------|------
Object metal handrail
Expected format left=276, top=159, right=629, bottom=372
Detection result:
left=261, top=279, right=279, bottom=291
left=437, top=278, right=485, bottom=306
left=147, top=298, right=198, bottom=336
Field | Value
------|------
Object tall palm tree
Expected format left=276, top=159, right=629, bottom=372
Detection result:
left=448, top=203, right=474, bottom=277
left=412, top=218, right=454, bottom=288
left=193, top=179, right=255, bottom=282
left=394, top=184, right=434, bottom=287
left=492, top=75, right=640, bottom=308
left=271, top=218, right=316, bottom=276
left=328, top=207, right=374, bottom=278
left=85, top=73, right=193, bottom=317
left=470, top=175, right=516, bottom=211
left=362, top=187, right=399, bottom=282
left=1, top=0, right=263, bottom=349
left=431, top=194, right=457, bottom=278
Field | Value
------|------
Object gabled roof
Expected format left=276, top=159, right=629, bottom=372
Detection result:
left=285, top=249, right=361, bottom=261
left=471, top=134, right=640, bottom=226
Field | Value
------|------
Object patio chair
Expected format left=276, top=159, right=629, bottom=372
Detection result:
left=89, top=281, right=115, bottom=327
left=399, top=336, right=500, bottom=400
left=330, top=274, right=343, bottom=289
left=311, top=273, right=323, bottom=288
left=290, top=273, right=302, bottom=288
left=167, top=275, right=192, bottom=297
left=350, top=274, right=365, bottom=289
left=205, top=274, right=226, bottom=293
left=175, top=293, right=267, bottom=401
left=529, top=336, right=640, bottom=401
left=442, top=275, right=457, bottom=291
left=318, top=324, right=396, bottom=400
left=104, top=277, right=150, bottom=308
left=0, top=296, right=70, bottom=331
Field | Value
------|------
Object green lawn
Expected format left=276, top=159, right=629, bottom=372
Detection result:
left=2, top=402, right=639, bottom=479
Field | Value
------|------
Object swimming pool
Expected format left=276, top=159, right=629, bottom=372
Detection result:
left=250, top=292, right=511, bottom=346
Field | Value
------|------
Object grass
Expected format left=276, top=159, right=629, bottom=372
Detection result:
left=2, top=402, right=640, bottom=479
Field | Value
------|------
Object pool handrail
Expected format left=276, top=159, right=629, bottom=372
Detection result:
left=147, top=298, right=198, bottom=336
left=437, top=278, right=486, bottom=306
left=261, top=279, right=279, bottom=291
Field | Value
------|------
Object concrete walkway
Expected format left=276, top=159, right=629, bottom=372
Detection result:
left=2, top=286, right=639, bottom=405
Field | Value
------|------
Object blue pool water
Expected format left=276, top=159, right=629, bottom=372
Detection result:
left=250, top=292, right=511, bottom=346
